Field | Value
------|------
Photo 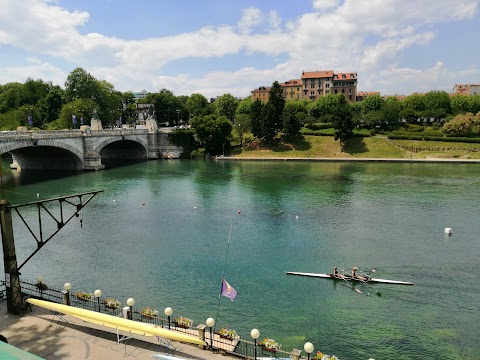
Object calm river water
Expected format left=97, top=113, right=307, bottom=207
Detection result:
left=1, top=159, right=480, bottom=360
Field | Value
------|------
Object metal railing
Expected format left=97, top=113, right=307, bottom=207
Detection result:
left=13, top=279, right=303, bottom=359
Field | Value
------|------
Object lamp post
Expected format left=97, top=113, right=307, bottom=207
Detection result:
left=304, top=342, right=314, bottom=360
left=164, top=307, right=173, bottom=329
left=94, top=289, right=102, bottom=312
left=176, top=109, right=180, bottom=126
left=251, top=329, right=260, bottom=360
left=206, top=317, right=215, bottom=350
left=127, top=298, right=135, bottom=320
left=36, top=276, right=45, bottom=298
left=63, top=283, right=71, bottom=305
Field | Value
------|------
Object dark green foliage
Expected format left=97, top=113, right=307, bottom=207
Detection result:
left=331, top=95, right=354, bottom=146
left=250, top=99, right=263, bottom=139
left=268, top=81, right=285, bottom=132
left=167, top=129, right=196, bottom=157
left=282, top=102, right=301, bottom=138
left=190, top=114, right=232, bottom=155
left=305, top=122, right=333, bottom=130
left=260, top=102, right=277, bottom=143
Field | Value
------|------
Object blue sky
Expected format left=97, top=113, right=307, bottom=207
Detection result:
left=0, top=0, right=479, bottom=98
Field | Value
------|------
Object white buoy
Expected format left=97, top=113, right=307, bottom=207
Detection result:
left=113, top=199, right=116, bottom=202
left=445, top=227, right=452, bottom=235
left=295, top=215, right=299, bottom=219
left=194, top=206, right=197, bottom=210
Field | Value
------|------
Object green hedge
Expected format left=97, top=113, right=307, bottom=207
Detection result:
left=388, top=134, right=480, bottom=143
left=305, top=122, right=333, bottom=130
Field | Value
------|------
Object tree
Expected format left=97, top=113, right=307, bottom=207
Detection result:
left=233, top=113, right=251, bottom=145
left=187, top=93, right=211, bottom=117
left=236, top=97, right=253, bottom=116
left=56, top=98, right=98, bottom=129
left=423, top=91, right=451, bottom=120
left=145, top=89, right=183, bottom=126
left=282, top=102, right=301, bottom=138
left=190, top=114, right=232, bottom=155
left=402, top=93, right=425, bottom=120
left=382, top=98, right=401, bottom=126
left=260, top=102, right=277, bottom=143
left=250, top=99, right=263, bottom=139
left=331, top=95, right=354, bottom=146
left=268, top=81, right=285, bottom=132
left=215, top=93, right=238, bottom=121
left=451, top=94, right=470, bottom=115
left=307, top=94, right=340, bottom=120
left=442, top=112, right=480, bottom=136
left=361, top=94, right=385, bottom=113
left=64, top=68, right=100, bottom=102
left=37, top=85, right=65, bottom=126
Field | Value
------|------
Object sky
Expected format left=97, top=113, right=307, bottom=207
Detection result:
left=0, top=0, right=479, bottom=99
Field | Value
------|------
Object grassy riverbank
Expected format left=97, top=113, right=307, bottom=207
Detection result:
left=230, top=135, right=480, bottom=159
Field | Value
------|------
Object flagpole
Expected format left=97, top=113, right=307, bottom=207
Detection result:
left=216, top=221, right=233, bottom=321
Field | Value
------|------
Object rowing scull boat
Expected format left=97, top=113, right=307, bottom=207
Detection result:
left=286, top=271, right=413, bottom=285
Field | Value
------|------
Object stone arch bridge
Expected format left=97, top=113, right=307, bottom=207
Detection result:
left=0, top=129, right=183, bottom=171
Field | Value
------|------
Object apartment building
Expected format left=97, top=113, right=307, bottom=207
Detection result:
left=281, top=79, right=302, bottom=100
left=356, top=91, right=380, bottom=101
left=330, top=72, right=358, bottom=101
left=251, top=69, right=358, bottom=102
left=301, top=70, right=335, bottom=100
left=453, top=84, right=480, bottom=96
left=251, top=86, right=271, bottom=102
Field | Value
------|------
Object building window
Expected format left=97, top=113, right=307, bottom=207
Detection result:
left=326, top=84, right=330, bottom=88
left=342, top=89, right=345, bottom=93
left=334, top=89, right=338, bottom=94
left=326, top=90, right=329, bottom=94
left=342, top=75, right=346, bottom=79
left=349, top=95, right=352, bottom=100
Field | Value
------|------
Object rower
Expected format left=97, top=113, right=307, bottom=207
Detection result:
left=352, top=267, right=357, bottom=277
left=333, top=267, right=338, bottom=276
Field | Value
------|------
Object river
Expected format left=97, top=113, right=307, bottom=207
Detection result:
left=1, top=159, right=479, bottom=360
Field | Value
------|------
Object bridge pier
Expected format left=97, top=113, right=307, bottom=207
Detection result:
left=83, top=152, right=105, bottom=171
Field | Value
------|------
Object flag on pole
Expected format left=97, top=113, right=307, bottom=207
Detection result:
left=220, top=278, right=237, bottom=302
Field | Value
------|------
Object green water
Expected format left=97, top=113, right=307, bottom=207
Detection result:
left=1, top=160, right=480, bottom=360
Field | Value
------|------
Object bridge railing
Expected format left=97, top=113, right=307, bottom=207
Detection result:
left=0, top=129, right=150, bottom=139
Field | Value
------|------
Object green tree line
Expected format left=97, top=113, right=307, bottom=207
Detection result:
left=2, top=69, right=480, bottom=155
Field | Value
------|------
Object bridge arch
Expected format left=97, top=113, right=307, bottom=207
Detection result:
left=1, top=140, right=84, bottom=171
left=93, top=136, right=148, bottom=154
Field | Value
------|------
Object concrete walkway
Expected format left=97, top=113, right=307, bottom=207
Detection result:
left=0, top=301, right=229, bottom=360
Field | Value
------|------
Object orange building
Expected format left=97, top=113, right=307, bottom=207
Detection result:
left=356, top=91, right=380, bottom=101
left=301, top=70, right=334, bottom=100
left=330, top=72, right=358, bottom=102
left=281, top=79, right=302, bottom=100
left=251, top=86, right=270, bottom=102
left=453, top=84, right=480, bottom=96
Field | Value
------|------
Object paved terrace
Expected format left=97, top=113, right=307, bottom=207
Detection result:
left=0, top=300, right=235, bottom=360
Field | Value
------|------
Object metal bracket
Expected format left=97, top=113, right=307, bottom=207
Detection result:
left=10, top=190, right=104, bottom=271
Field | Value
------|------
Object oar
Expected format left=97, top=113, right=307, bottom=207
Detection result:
left=358, top=271, right=381, bottom=297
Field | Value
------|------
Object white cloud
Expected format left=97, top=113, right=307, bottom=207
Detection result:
left=312, top=0, right=340, bottom=11
left=237, top=7, right=263, bottom=34
left=0, top=0, right=479, bottom=96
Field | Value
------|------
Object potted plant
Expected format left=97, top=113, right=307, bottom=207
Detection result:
left=103, top=297, right=121, bottom=309
left=75, top=291, right=92, bottom=301
left=259, top=338, right=281, bottom=353
left=321, top=355, right=339, bottom=360
left=141, top=307, right=159, bottom=318
left=174, top=316, right=193, bottom=329
left=216, top=327, right=239, bottom=340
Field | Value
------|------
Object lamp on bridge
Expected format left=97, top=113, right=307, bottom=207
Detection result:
left=175, top=109, right=180, bottom=126
left=127, top=297, right=135, bottom=320
left=206, top=317, right=215, bottom=350
left=304, top=342, right=314, bottom=360
left=63, top=282, right=72, bottom=305
left=94, top=289, right=102, bottom=312
left=164, top=307, right=173, bottom=329
left=251, top=328, right=260, bottom=360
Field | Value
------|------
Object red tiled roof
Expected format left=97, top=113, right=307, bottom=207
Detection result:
left=333, top=72, right=357, bottom=80
left=281, top=79, right=302, bottom=87
left=301, top=70, right=334, bottom=79
left=251, top=86, right=270, bottom=93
